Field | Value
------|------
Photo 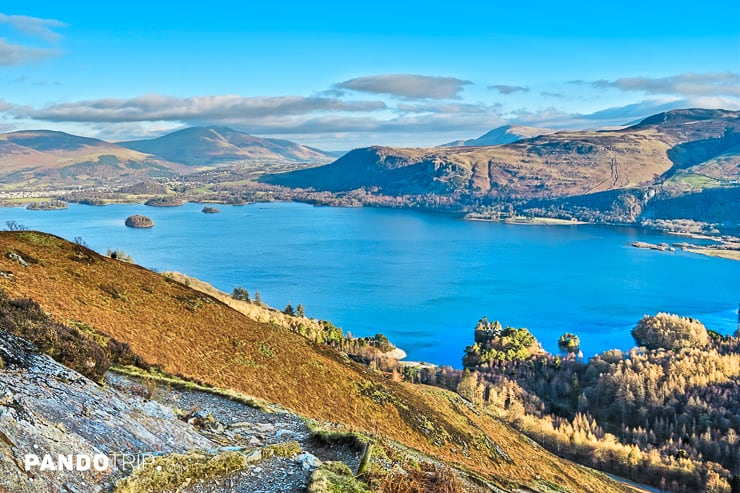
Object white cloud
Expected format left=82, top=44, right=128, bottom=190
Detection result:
left=336, top=74, right=471, bottom=99
left=0, top=13, right=67, bottom=42
left=586, top=72, right=740, bottom=97
left=0, top=38, right=58, bottom=66
left=489, top=84, right=529, bottom=95
left=0, top=13, right=66, bottom=66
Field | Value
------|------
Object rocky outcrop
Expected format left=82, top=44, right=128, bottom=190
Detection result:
left=124, top=215, right=154, bottom=228
left=0, top=330, right=212, bottom=492
left=0, top=330, right=365, bottom=492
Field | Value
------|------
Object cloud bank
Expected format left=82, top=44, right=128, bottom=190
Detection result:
left=2, top=71, right=738, bottom=147
left=10, top=94, right=387, bottom=122
left=585, top=72, right=740, bottom=97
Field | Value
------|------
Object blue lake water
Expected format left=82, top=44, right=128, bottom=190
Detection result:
left=2, top=201, right=738, bottom=366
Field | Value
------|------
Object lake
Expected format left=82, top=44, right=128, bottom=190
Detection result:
left=2, top=201, right=738, bottom=366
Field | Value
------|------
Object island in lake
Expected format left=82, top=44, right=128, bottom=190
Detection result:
left=124, top=214, right=154, bottom=228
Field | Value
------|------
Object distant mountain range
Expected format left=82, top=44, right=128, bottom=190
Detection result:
left=2, top=110, right=738, bottom=232
left=0, top=126, right=334, bottom=187
left=441, top=124, right=554, bottom=147
left=262, top=109, right=740, bottom=231
left=265, top=109, right=740, bottom=199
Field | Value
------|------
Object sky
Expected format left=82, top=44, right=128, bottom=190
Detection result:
left=0, top=1, right=738, bottom=150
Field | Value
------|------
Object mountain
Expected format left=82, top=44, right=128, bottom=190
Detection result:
left=0, top=231, right=632, bottom=492
left=265, top=109, right=740, bottom=200
left=264, top=130, right=674, bottom=198
left=441, top=124, right=554, bottom=147
left=120, top=126, right=335, bottom=167
left=0, top=130, right=184, bottom=186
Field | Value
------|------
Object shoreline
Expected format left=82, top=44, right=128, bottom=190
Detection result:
left=466, top=214, right=589, bottom=225
left=631, top=239, right=740, bottom=261
left=4, top=197, right=739, bottom=262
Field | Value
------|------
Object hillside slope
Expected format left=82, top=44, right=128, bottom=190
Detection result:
left=0, top=130, right=184, bottom=187
left=0, top=231, right=632, bottom=492
left=264, top=109, right=740, bottom=200
left=120, top=126, right=334, bottom=167
left=263, top=130, right=672, bottom=198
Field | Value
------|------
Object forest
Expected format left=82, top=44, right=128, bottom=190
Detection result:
left=440, top=313, right=740, bottom=492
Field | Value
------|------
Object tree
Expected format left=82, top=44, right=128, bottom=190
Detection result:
left=296, top=304, right=305, bottom=317
left=232, top=286, right=250, bottom=302
left=5, top=220, right=28, bottom=231
left=558, top=332, right=581, bottom=354
left=631, top=313, right=709, bottom=350
left=254, top=290, right=262, bottom=305
left=283, top=302, right=295, bottom=316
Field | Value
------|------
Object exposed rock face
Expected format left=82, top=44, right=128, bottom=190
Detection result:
left=0, top=329, right=365, bottom=492
left=124, top=215, right=154, bottom=228
left=0, top=330, right=211, bottom=492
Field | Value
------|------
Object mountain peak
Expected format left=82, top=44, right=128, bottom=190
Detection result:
left=441, top=124, right=554, bottom=147
left=120, top=126, right=333, bottom=166
left=2, top=129, right=105, bottom=151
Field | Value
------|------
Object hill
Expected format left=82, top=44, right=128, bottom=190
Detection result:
left=263, top=130, right=673, bottom=198
left=262, top=109, right=740, bottom=232
left=0, top=231, right=632, bottom=492
left=120, top=126, right=334, bottom=167
left=265, top=109, right=740, bottom=198
left=441, top=124, right=554, bottom=147
left=0, top=130, right=185, bottom=187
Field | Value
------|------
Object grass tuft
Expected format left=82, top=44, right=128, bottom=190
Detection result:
left=113, top=450, right=247, bottom=493
left=308, top=461, right=371, bottom=493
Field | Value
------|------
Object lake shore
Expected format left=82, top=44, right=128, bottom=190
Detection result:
left=631, top=236, right=740, bottom=261
left=684, top=246, right=740, bottom=261
left=1, top=200, right=737, bottom=365
left=466, top=213, right=589, bottom=225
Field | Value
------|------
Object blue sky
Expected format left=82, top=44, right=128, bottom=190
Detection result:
left=1, top=1, right=738, bottom=149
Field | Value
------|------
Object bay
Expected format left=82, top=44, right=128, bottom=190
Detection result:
left=2, top=201, right=738, bottom=367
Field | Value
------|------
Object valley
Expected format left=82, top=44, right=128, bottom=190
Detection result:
left=2, top=109, right=738, bottom=241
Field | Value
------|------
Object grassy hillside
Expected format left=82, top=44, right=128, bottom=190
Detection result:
left=0, top=231, right=632, bottom=492
left=263, top=128, right=674, bottom=198
left=0, top=130, right=184, bottom=188
left=264, top=110, right=740, bottom=201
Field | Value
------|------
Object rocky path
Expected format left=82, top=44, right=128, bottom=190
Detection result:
left=0, top=329, right=364, bottom=492
left=107, top=371, right=364, bottom=493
